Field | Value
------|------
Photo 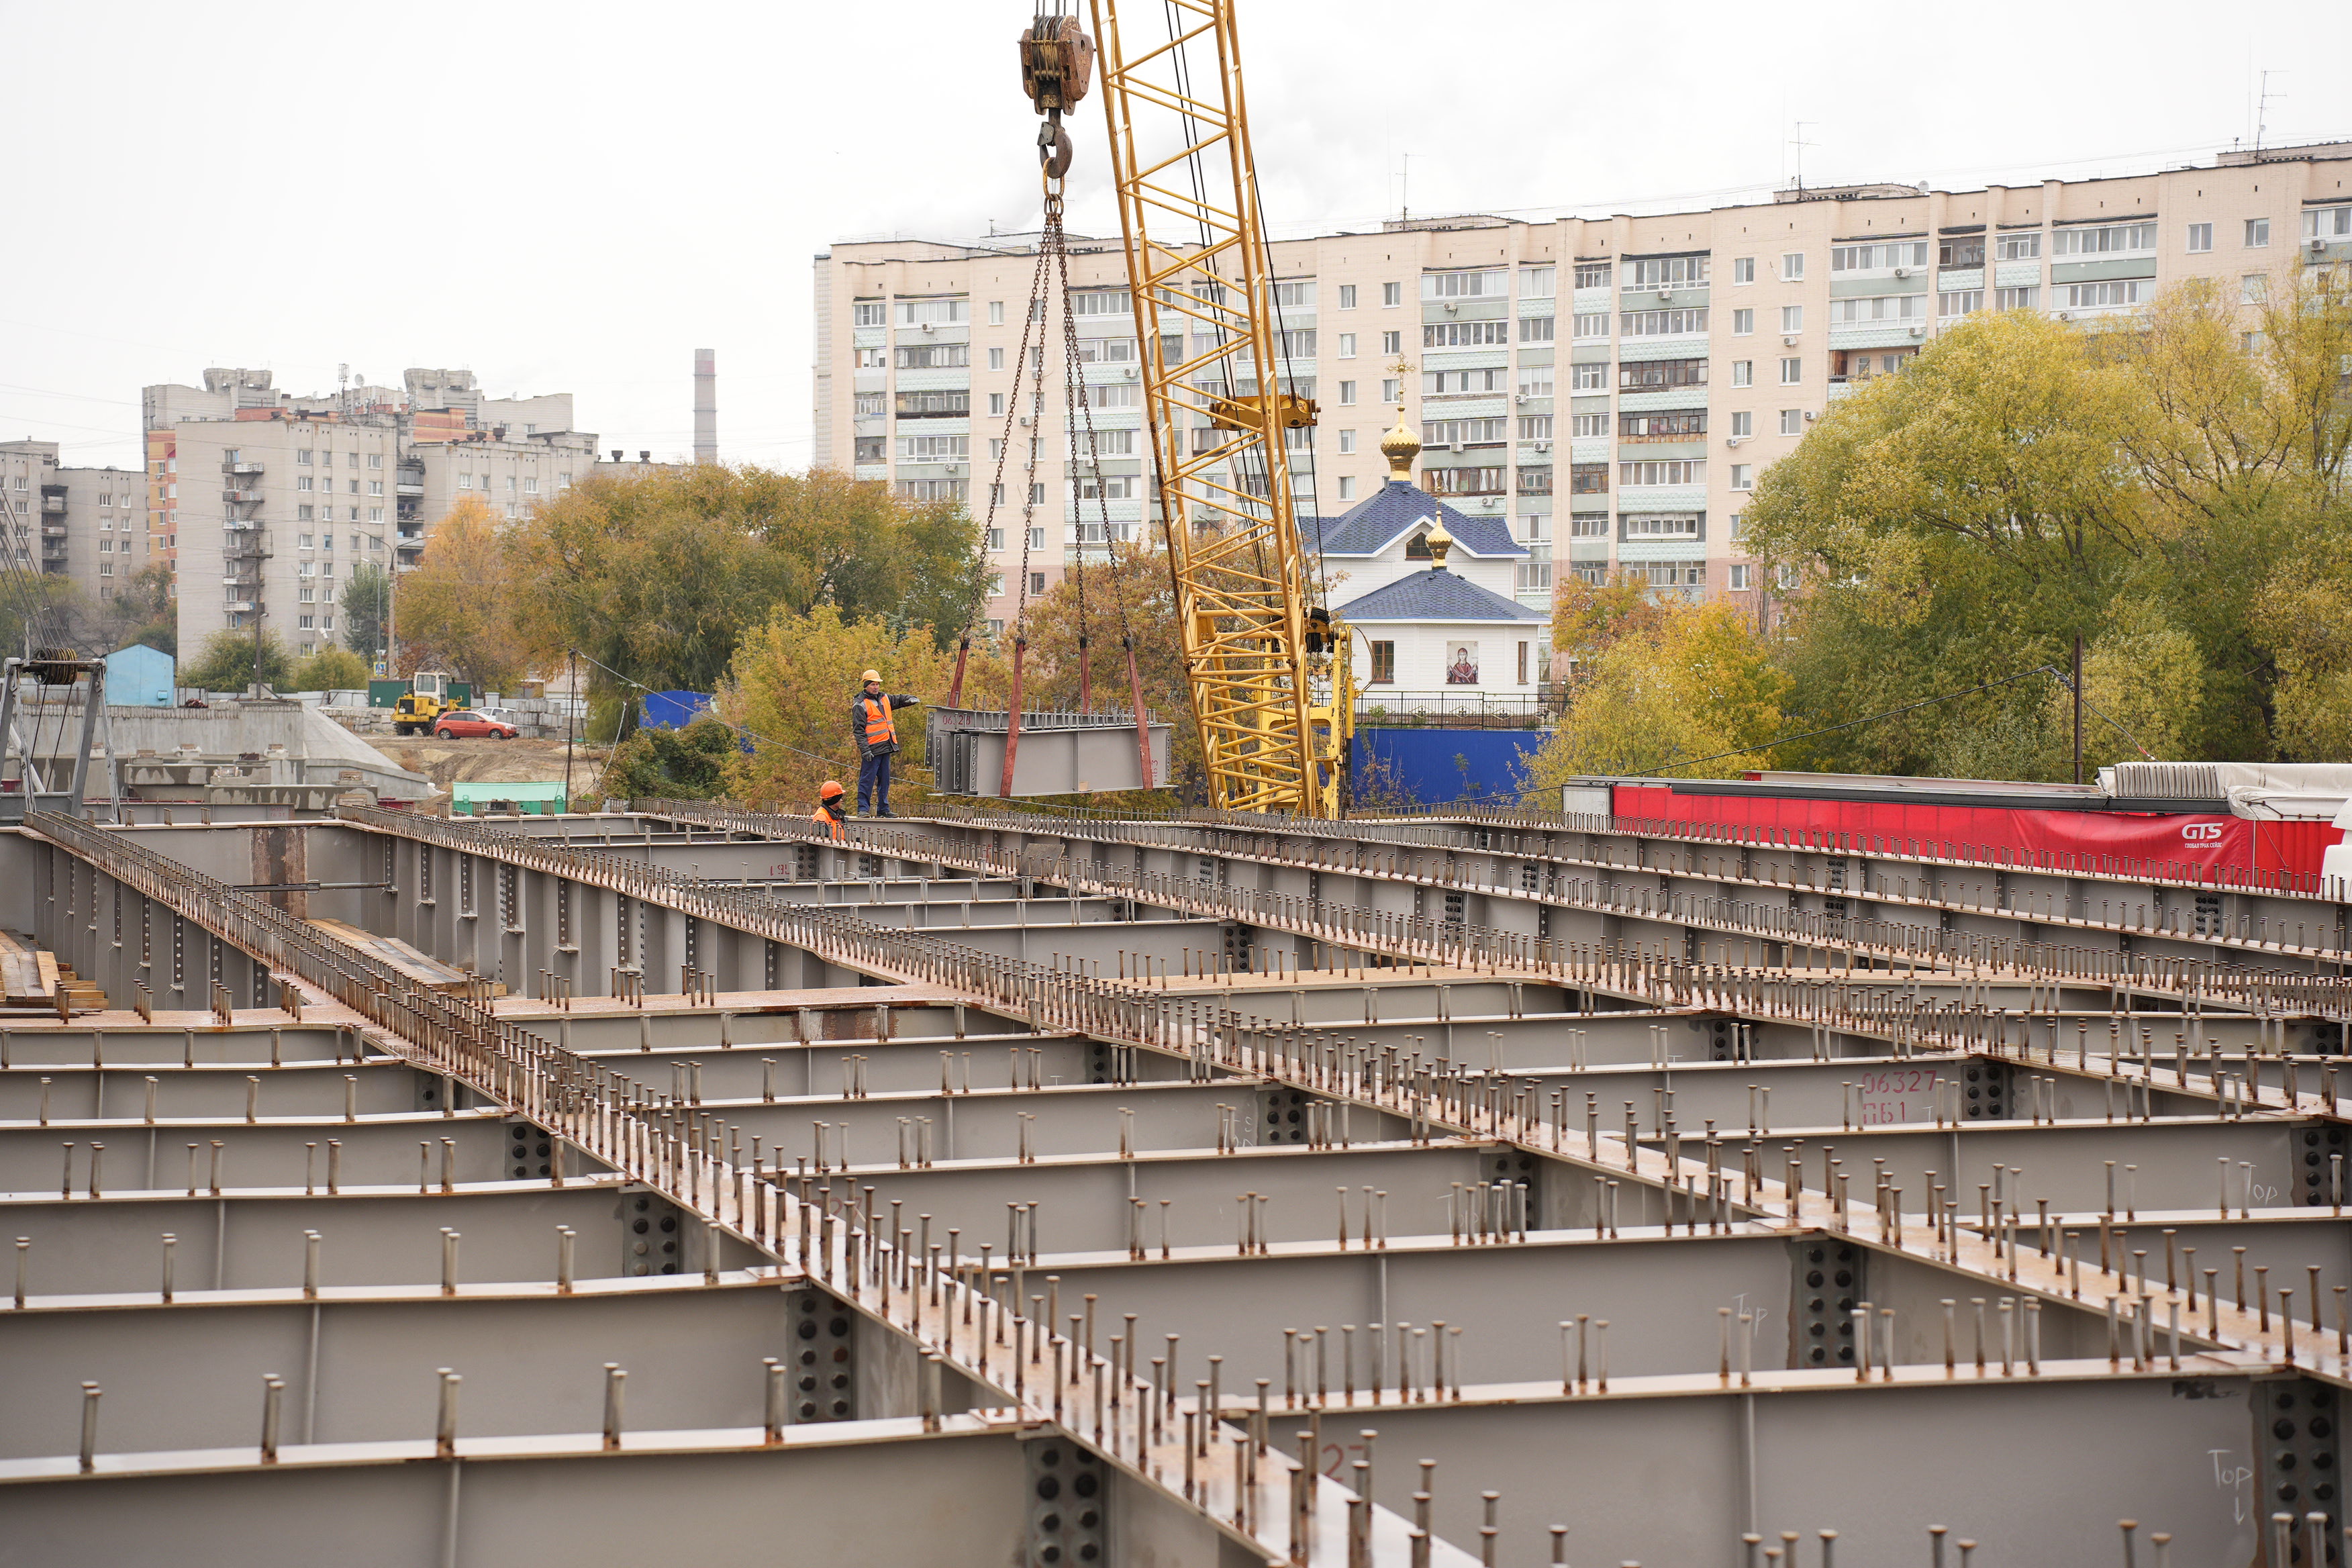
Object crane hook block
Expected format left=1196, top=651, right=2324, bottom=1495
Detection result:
left=1019, top=17, right=1096, bottom=116
left=1206, top=391, right=1320, bottom=432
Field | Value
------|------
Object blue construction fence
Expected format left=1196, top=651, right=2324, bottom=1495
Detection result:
left=1352, top=727, right=1549, bottom=807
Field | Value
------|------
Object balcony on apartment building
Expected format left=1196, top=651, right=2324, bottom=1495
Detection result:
left=395, top=462, right=425, bottom=498
left=39, top=493, right=65, bottom=514
left=221, top=487, right=264, bottom=505
left=223, top=458, right=265, bottom=477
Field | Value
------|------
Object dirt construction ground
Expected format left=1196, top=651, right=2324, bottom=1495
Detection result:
left=371, top=736, right=610, bottom=799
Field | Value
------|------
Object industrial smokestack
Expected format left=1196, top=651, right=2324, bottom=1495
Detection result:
left=693, top=348, right=716, bottom=465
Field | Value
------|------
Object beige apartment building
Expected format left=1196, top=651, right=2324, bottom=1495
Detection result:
left=146, top=368, right=597, bottom=659
left=815, top=141, right=2352, bottom=632
left=0, top=439, right=152, bottom=612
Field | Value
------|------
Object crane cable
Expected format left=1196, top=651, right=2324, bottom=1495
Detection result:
left=1054, top=226, right=1157, bottom=787
left=952, top=236, right=1057, bottom=711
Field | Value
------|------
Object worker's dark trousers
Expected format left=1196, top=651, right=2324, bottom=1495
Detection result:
left=858, top=752, right=893, bottom=814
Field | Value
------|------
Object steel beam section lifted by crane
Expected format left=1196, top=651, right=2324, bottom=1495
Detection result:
left=1086, top=0, right=1351, bottom=816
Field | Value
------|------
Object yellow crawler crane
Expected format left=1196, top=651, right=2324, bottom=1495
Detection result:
left=1060, top=0, right=1351, bottom=815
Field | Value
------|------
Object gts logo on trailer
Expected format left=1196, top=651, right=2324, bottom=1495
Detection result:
left=2181, top=823, right=2225, bottom=843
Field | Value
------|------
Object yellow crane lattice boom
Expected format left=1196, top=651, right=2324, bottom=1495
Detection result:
left=1087, top=0, right=1350, bottom=816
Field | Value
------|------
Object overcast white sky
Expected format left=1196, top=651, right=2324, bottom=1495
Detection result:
left=4, top=0, right=2347, bottom=475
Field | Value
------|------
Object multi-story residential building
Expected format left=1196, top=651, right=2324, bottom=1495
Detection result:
left=146, top=369, right=598, bottom=658
left=815, top=140, right=2352, bottom=632
left=0, top=439, right=153, bottom=611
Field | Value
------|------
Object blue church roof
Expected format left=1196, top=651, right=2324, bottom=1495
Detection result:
left=1334, top=569, right=1545, bottom=623
left=1306, top=480, right=1526, bottom=559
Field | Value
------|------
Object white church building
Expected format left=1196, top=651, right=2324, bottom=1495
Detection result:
left=1313, top=416, right=1547, bottom=702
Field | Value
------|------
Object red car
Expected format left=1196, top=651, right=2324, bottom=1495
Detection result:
left=432, top=709, right=518, bottom=740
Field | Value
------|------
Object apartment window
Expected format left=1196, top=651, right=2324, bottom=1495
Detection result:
left=1996, top=232, right=2043, bottom=260
left=983, top=346, right=1004, bottom=371
left=1518, top=414, right=1553, bottom=440
left=1936, top=236, right=1986, bottom=268
left=1517, top=316, right=1556, bottom=343
left=854, top=392, right=885, bottom=417
left=1938, top=289, right=1985, bottom=317
left=1336, top=476, right=1355, bottom=500
left=297, top=449, right=314, bottom=465
left=1730, top=464, right=1754, bottom=490
left=1620, top=308, right=1708, bottom=336
left=1566, top=262, right=1608, bottom=290
left=1732, top=308, right=1753, bottom=335
left=1618, top=458, right=1703, bottom=486
left=898, top=479, right=969, bottom=503
left=1422, top=466, right=1505, bottom=495
left=1338, top=430, right=1357, bottom=454
left=1517, top=466, right=1553, bottom=495
left=2242, top=274, right=2269, bottom=303
left=1830, top=242, right=1931, bottom=273
left=2186, top=222, right=2214, bottom=253
left=367, top=452, right=382, bottom=468
left=1570, top=313, right=1608, bottom=340
left=1030, top=572, right=1046, bottom=595
left=1519, top=513, right=1549, bottom=541
left=1619, top=410, right=1706, bottom=439
left=1338, top=332, right=1357, bottom=358
left=1569, top=463, right=1609, bottom=495
left=297, top=504, right=314, bottom=521
left=1381, top=378, right=1403, bottom=402
left=988, top=393, right=1006, bottom=416
left=347, top=451, right=359, bottom=468
left=1729, top=563, right=1751, bottom=591
left=1424, top=369, right=1507, bottom=395
left=1422, top=417, right=1508, bottom=447
left=1624, top=256, right=1710, bottom=290
left=1779, top=409, right=1804, bottom=436
left=894, top=342, right=970, bottom=370
left=1338, top=284, right=1358, bottom=309
left=368, top=479, right=384, bottom=495
left=2245, top=217, right=2270, bottom=248
left=1380, top=330, right=1402, bottom=354
left=1781, top=252, right=1806, bottom=280
left=2306, top=206, right=2352, bottom=240
left=985, top=527, right=1005, bottom=552
left=1729, top=411, right=1753, bottom=437
left=1828, top=295, right=1928, bottom=324
left=1511, top=365, right=1552, bottom=399
left=1382, top=282, right=1402, bottom=307
left=989, top=301, right=1006, bottom=326
left=2051, top=223, right=2157, bottom=256
left=1569, top=413, right=1608, bottom=438
left=1732, top=258, right=1755, bottom=285
left=1338, top=381, right=1357, bottom=405
left=2057, top=280, right=2151, bottom=309
left=1730, top=360, right=1753, bottom=387
left=853, top=436, right=887, bottom=469
left=1570, top=363, right=1606, bottom=391
left=367, top=508, right=384, bottom=525
left=1781, top=305, right=1803, bottom=334
left=1424, top=268, right=1507, bottom=299
left=1779, top=358, right=1802, bottom=385
left=1424, top=320, right=1512, bottom=348
left=854, top=347, right=886, bottom=368
left=1275, top=329, right=1316, bottom=358
left=899, top=434, right=969, bottom=460
left=1068, top=475, right=1136, bottom=501
left=895, top=297, right=971, bottom=326
left=297, top=475, right=313, bottom=492
left=1616, top=358, right=1706, bottom=391
left=1369, top=641, right=1395, bottom=685
left=853, top=301, right=885, bottom=327
left=1569, top=513, right=1608, bottom=537
left=1622, top=513, right=1700, bottom=539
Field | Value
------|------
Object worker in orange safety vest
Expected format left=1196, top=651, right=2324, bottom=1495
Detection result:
left=850, top=669, right=920, bottom=817
left=812, top=780, right=848, bottom=838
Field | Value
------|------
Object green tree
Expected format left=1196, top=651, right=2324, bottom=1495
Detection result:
left=290, top=646, right=371, bottom=693
left=599, top=716, right=739, bottom=803
left=511, top=465, right=989, bottom=706
left=181, top=629, right=293, bottom=693
left=1522, top=592, right=1787, bottom=793
left=393, top=496, right=532, bottom=691
left=341, top=562, right=391, bottom=664
left=716, top=603, right=964, bottom=807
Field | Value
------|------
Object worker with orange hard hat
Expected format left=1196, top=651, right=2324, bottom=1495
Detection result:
left=812, top=780, right=848, bottom=839
left=850, top=668, right=920, bottom=818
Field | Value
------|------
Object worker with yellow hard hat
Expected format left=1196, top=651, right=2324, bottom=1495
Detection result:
left=812, top=779, right=848, bottom=839
left=850, top=668, right=920, bottom=818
